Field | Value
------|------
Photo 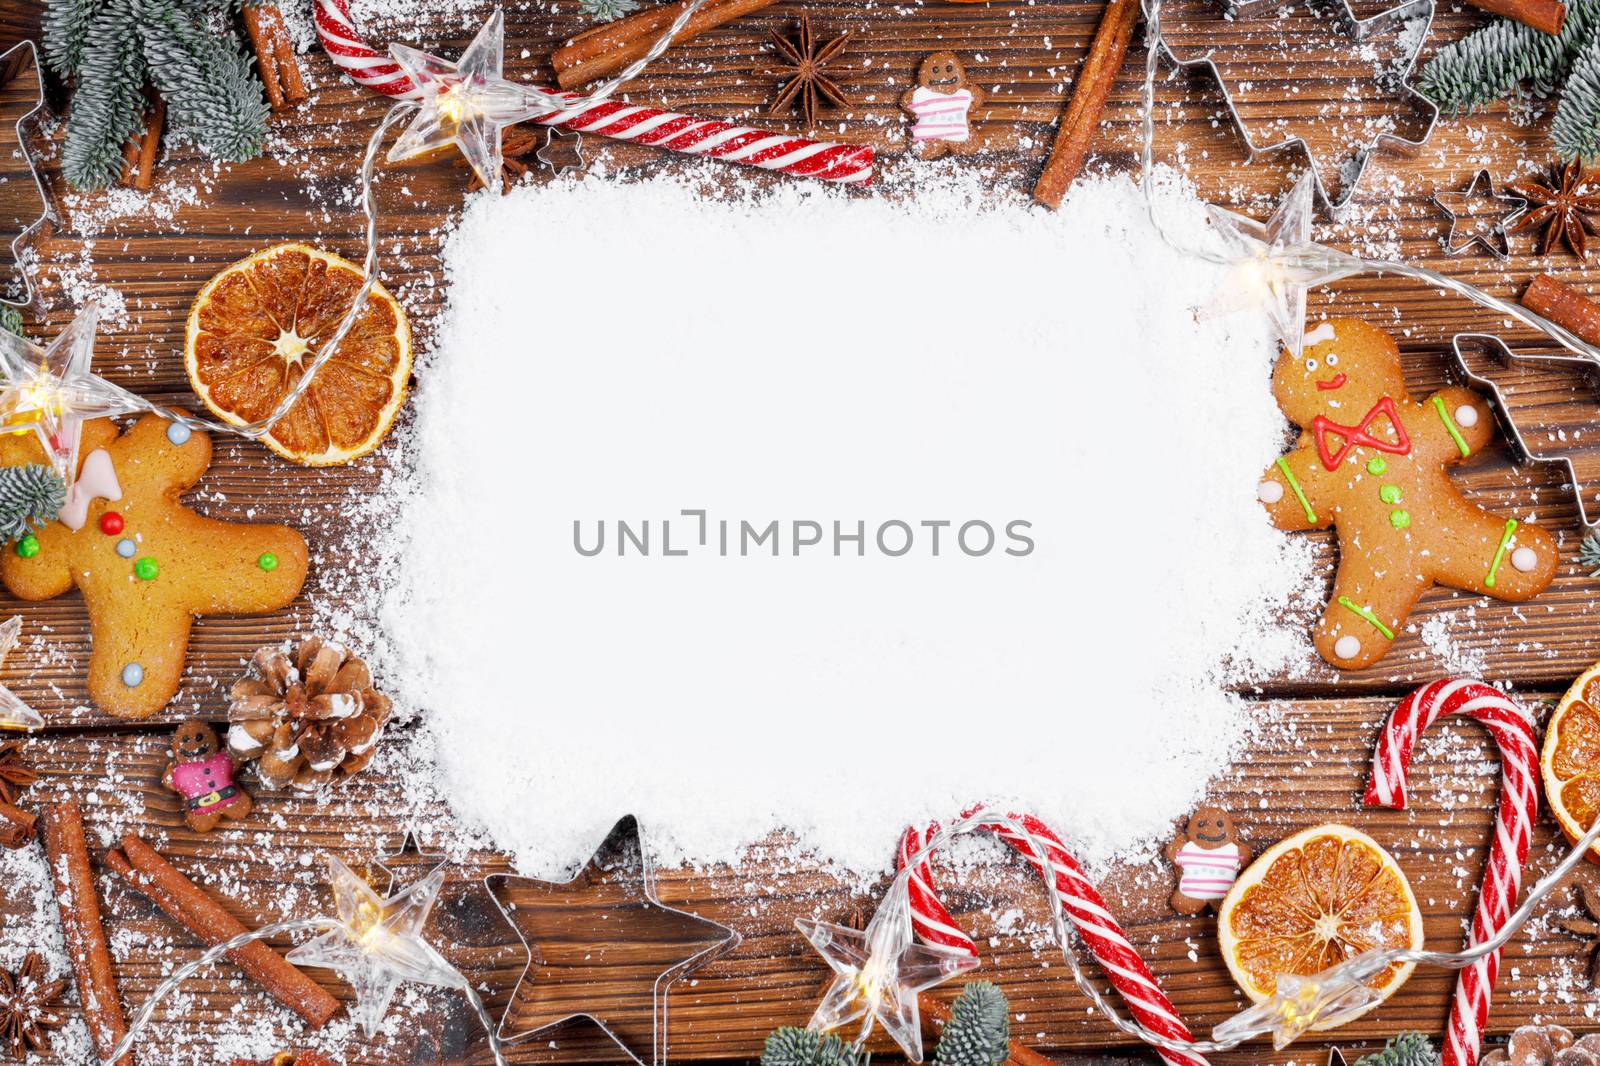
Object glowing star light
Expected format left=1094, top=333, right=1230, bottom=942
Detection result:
left=385, top=11, right=539, bottom=193
left=0, top=302, right=141, bottom=489
left=286, top=855, right=466, bottom=1036
left=1206, top=172, right=1362, bottom=359
left=797, top=895, right=977, bottom=1062
left=0, top=617, right=42, bottom=731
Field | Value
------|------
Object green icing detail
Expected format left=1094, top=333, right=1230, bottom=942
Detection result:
left=14, top=534, right=38, bottom=559
left=1275, top=457, right=1316, bottom=523
left=1379, top=484, right=1401, bottom=504
left=1485, top=518, right=1517, bottom=589
left=1432, top=395, right=1471, bottom=458
left=1367, top=457, right=1387, bottom=475
left=1337, top=595, right=1395, bottom=640
left=1390, top=509, right=1411, bottom=529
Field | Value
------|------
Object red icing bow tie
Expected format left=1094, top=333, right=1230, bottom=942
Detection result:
left=1311, top=396, right=1411, bottom=471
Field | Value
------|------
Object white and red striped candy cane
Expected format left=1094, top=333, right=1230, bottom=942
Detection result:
left=899, top=810, right=1207, bottom=1066
left=1364, top=679, right=1539, bottom=1066
left=313, top=0, right=875, bottom=183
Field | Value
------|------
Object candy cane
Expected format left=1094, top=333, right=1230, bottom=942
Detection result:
left=313, top=0, right=875, bottom=184
left=899, top=810, right=1208, bottom=1066
left=1364, top=679, right=1539, bottom=1066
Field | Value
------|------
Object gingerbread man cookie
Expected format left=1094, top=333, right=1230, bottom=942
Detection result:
left=163, top=720, right=253, bottom=832
left=1257, top=319, right=1557, bottom=670
left=1163, top=806, right=1249, bottom=915
left=900, top=53, right=987, bottom=159
left=0, top=414, right=308, bottom=717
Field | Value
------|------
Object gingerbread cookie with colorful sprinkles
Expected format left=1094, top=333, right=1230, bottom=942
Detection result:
left=1256, top=318, right=1557, bottom=671
left=0, top=414, right=308, bottom=717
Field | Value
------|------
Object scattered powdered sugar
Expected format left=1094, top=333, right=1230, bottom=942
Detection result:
left=354, top=167, right=1316, bottom=875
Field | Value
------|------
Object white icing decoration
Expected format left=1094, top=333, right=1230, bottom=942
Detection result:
left=1334, top=635, right=1361, bottom=660
left=1511, top=546, right=1538, bottom=573
left=1454, top=404, right=1479, bottom=428
left=1302, top=323, right=1336, bottom=347
left=1258, top=481, right=1284, bottom=504
left=58, top=449, right=122, bottom=532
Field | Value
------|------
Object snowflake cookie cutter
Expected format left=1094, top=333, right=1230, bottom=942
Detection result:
left=1147, top=0, right=1439, bottom=214
left=1448, top=332, right=1600, bottom=528
left=0, top=40, right=57, bottom=312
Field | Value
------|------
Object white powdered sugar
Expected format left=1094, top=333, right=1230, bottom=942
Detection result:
left=366, top=169, right=1317, bottom=876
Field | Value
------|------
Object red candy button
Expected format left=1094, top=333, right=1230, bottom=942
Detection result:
left=99, top=512, right=124, bottom=535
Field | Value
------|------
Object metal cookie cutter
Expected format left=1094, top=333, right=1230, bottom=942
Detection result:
left=1449, top=332, right=1600, bottom=528
left=535, top=127, right=588, bottom=178
left=1432, top=169, right=1527, bottom=261
left=1147, top=0, right=1439, bottom=214
left=0, top=40, right=57, bottom=312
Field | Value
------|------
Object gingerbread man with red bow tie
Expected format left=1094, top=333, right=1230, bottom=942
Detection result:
left=1257, top=318, right=1557, bottom=670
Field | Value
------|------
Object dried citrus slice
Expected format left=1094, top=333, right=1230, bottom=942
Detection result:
left=1543, top=660, right=1600, bottom=861
left=184, top=243, right=411, bottom=466
left=1217, top=824, right=1423, bottom=1027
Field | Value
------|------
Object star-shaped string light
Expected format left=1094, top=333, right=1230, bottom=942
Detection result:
left=0, top=303, right=141, bottom=490
left=1205, top=171, right=1362, bottom=359
left=796, top=896, right=977, bottom=1062
left=385, top=11, right=546, bottom=193
left=0, top=617, right=41, bottom=731
left=286, top=855, right=466, bottom=1037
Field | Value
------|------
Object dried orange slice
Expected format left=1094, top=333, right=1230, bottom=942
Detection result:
left=184, top=243, right=411, bottom=466
left=1543, top=660, right=1600, bottom=861
left=1217, top=824, right=1423, bottom=1027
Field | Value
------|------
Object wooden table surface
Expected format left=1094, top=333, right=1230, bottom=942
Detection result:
left=2, top=0, right=1599, bottom=1061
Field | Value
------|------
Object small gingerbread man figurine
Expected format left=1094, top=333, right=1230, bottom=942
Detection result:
left=163, top=720, right=253, bottom=832
left=0, top=414, right=308, bottom=717
left=1164, top=806, right=1248, bottom=914
left=901, top=53, right=987, bottom=159
left=1257, top=319, right=1557, bottom=670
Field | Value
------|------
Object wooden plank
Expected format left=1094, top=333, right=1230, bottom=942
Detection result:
left=4, top=693, right=1597, bottom=1063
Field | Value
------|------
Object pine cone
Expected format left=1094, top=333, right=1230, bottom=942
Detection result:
left=1482, top=1025, right=1600, bottom=1065
left=226, top=637, right=391, bottom=793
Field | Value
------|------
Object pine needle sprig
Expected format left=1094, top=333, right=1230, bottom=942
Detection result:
left=60, top=0, right=149, bottom=190
left=1354, top=1031, right=1440, bottom=1066
left=579, top=0, right=640, bottom=21
left=0, top=465, right=67, bottom=545
left=1581, top=528, right=1600, bottom=576
left=42, top=0, right=101, bottom=77
left=760, top=1028, right=858, bottom=1066
left=1557, top=35, right=1600, bottom=161
left=139, top=0, right=269, bottom=162
left=1419, top=0, right=1600, bottom=114
left=934, top=982, right=1010, bottom=1066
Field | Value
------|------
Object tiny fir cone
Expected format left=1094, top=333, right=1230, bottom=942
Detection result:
left=934, top=981, right=1011, bottom=1066
left=226, top=636, right=392, bottom=792
left=0, top=464, right=67, bottom=545
left=1481, top=1025, right=1600, bottom=1065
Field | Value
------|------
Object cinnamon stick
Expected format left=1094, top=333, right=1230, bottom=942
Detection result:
left=39, top=804, right=134, bottom=1066
left=1466, top=0, right=1565, bottom=34
left=0, top=800, right=35, bottom=848
left=920, top=993, right=1058, bottom=1066
left=107, top=834, right=340, bottom=1029
left=551, top=0, right=778, bottom=89
left=121, top=91, right=164, bottom=191
left=1523, top=272, right=1600, bottom=347
left=243, top=2, right=308, bottom=108
left=1032, top=0, right=1140, bottom=210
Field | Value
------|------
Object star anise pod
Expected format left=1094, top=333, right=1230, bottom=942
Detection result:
left=766, top=14, right=852, bottom=127
left=0, top=743, right=35, bottom=806
left=1508, top=159, right=1600, bottom=259
left=1558, top=878, right=1600, bottom=987
left=0, top=953, right=67, bottom=1058
left=459, top=124, right=543, bottom=193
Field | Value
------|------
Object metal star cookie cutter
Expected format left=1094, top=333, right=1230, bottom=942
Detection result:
left=0, top=41, right=56, bottom=312
left=1147, top=0, right=1439, bottom=214
left=1448, top=332, right=1600, bottom=528
left=1432, top=169, right=1527, bottom=261
left=535, top=127, right=588, bottom=178
left=484, top=814, right=740, bottom=1066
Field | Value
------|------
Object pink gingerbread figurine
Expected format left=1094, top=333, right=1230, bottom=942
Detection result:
left=163, top=721, right=253, bottom=832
